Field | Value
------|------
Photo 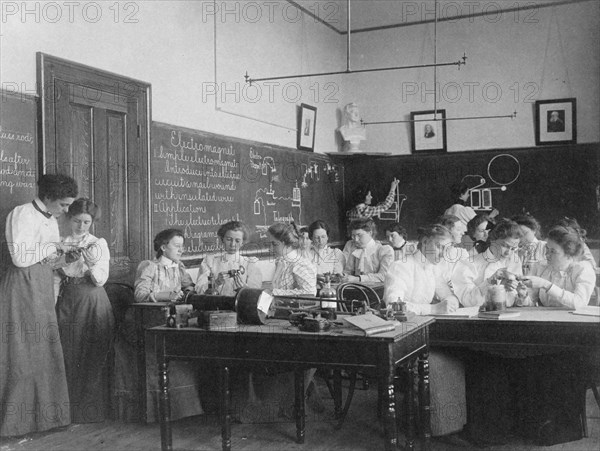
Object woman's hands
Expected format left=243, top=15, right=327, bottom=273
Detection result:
left=523, top=276, right=551, bottom=291
left=151, top=289, right=184, bottom=302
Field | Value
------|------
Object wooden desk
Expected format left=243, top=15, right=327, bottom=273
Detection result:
left=429, top=307, right=600, bottom=354
left=429, top=308, right=600, bottom=442
left=148, top=317, right=434, bottom=451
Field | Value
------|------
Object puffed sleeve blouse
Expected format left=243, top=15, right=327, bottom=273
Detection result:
left=134, top=256, right=194, bottom=302
left=529, top=261, right=595, bottom=309
left=5, top=199, right=60, bottom=267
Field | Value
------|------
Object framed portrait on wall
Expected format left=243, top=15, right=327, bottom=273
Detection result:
left=297, top=103, right=317, bottom=151
left=410, top=109, right=447, bottom=153
left=534, top=98, right=576, bottom=145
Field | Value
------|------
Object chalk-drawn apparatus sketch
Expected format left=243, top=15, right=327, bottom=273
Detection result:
left=376, top=184, right=408, bottom=222
left=465, top=153, right=521, bottom=211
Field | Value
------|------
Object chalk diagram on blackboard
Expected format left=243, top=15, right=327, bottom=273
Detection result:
left=464, top=154, right=521, bottom=211
left=376, top=185, right=408, bottom=222
left=251, top=150, right=339, bottom=238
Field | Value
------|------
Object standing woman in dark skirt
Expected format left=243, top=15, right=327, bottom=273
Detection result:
left=0, top=174, right=77, bottom=437
left=55, top=198, right=114, bottom=423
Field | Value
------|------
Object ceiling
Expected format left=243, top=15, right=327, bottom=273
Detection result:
left=289, top=0, right=591, bottom=34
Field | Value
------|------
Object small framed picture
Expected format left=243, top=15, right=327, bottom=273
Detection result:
left=410, top=109, right=447, bottom=153
left=534, top=98, right=576, bottom=145
left=297, top=103, right=317, bottom=151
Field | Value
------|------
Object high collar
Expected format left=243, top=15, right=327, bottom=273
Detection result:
left=158, top=255, right=179, bottom=268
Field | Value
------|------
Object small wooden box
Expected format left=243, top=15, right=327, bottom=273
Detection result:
left=197, top=310, right=237, bottom=330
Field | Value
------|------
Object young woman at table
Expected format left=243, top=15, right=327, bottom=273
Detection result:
left=55, top=198, right=114, bottom=423
left=466, top=213, right=490, bottom=255
left=516, top=226, right=595, bottom=444
left=342, top=218, right=394, bottom=283
left=195, top=221, right=262, bottom=296
left=133, top=229, right=203, bottom=421
left=249, top=223, right=322, bottom=419
left=384, top=222, right=417, bottom=261
left=268, top=222, right=317, bottom=296
left=307, top=219, right=344, bottom=278
left=523, top=225, right=595, bottom=308
left=452, top=219, right=523, bottom=308
left=511, top=213, right=547, bottom=274
left=0, top=174, right=78, bottom=436
left=134, top=228, right=195, bottom=302
left=383, top=224, right=465, bottom=437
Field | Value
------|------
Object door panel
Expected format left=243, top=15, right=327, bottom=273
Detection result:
left=40, top=54, right=150, bottom=284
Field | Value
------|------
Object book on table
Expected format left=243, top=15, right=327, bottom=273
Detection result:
left=570, top=306, right=600, bottom=317
left=343, top=313, right=396, bottom=336
left=478, top=309, right=521, bottom=319
left=429, top=306, right=480, bottom=318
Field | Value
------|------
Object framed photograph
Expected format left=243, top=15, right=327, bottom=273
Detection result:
left=534, top=98, right=576, bottom=145
left=297, top=103, right=317, bottom=151
left=410, top=109, right=447, bottom=153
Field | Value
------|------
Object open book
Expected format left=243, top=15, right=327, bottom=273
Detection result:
left=429, top=306, right=480, bottom=318
left=343, top=313, right=396, bottom=336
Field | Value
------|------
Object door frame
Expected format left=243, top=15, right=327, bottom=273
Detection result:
left=37, top=52, right=152, bottom=262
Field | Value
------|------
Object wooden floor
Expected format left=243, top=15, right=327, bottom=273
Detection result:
left=2, top=381, right=599, bottom=451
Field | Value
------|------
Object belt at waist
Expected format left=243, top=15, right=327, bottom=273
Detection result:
left=63, top=275, right=91, bottom=285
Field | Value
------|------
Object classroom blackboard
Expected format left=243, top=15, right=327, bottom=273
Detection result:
left=0, top=90, right=38, bottom=270
left=150, top=122, right=344, bottom=260
left=340, top=144, right=600, bottom=242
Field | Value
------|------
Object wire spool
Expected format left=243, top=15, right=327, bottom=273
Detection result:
left=336, top=282, right=384, bottom=312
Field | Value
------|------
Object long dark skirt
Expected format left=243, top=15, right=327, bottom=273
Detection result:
left=56, top=281, right=115, bottom=423
left=0, top=263, right=71, bottom=436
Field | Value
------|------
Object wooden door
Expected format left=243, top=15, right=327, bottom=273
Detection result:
left=38, top=53, right=151, bottom=283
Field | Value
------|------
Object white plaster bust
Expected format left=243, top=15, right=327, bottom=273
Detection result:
left=338, top=102, right=366, bottom=152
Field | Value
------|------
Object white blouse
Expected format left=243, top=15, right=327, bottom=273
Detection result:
left=5, top=198, right=60, bottom=267
left=530, top=261, right=596, bottom=309
left=452, top=249, right=522, bottom=307
left=383, top=250, right=460, bottom=314
left=307, top=245, right=345, bottom=275
left=60, top=233, right=110, bottom=286
left=195, top=252, right=262, bottom=296
left=134, top=256, right=194, bottom=302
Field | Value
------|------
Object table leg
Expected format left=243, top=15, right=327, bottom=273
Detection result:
left=220, top=366, right=231, bottom=451
left=294, top=368, right=305, bottom=444
left=158, top=359, right=172, bottom=451
left=379, top=354, right=398, bottom=451
left=405, top=360, right=416, bottom=451
left=333, top=369, right=342, bottom=419
left=418, top=350, right=432, bottom=451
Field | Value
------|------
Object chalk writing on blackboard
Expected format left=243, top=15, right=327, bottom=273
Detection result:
left=151, top=122, right=344, bottom=258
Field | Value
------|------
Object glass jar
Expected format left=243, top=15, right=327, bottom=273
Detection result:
left=486, top=284, right=507, bottom=311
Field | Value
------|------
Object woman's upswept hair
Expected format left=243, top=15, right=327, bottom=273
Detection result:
left=153, top=229, right=184, bottom=258
left=547, top=226, right=584, bottom=257
left=268, top=222, right=301, bottom=248
left=488, top=219, right=522, bottom=242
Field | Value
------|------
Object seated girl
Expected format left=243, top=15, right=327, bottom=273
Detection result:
left=524, top=225, right=595, bottom=309
left=342, top=218, right=394, bottom=283
left=384, top=222, right=417, bottom=261
left=195, top=221, right=262, bottom=296
left=134, top=229, right=194, bottom=302
left=452, top=219, right=523, bottom=308
left=268, top=222, right=317, bottom=296
left=466, top=213, right=491, bottom=256
left=133, top=229, right=202, bottom=421
left=383, top=224, right=460, bottom=313
left=307, top=219, right=345, bottom=278
left=511, top=213, right=547, bottom=274
left=383, top=224, right=465, bottom=437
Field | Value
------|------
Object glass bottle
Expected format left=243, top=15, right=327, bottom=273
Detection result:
left=205, top=273, right=219, bottom=295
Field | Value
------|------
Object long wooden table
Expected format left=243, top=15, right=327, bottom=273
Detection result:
left=429, top=307, right=600, bottom=441
left=148, top=316, right=434, bottom=451
left=430, top=307, right=600, bottom=354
